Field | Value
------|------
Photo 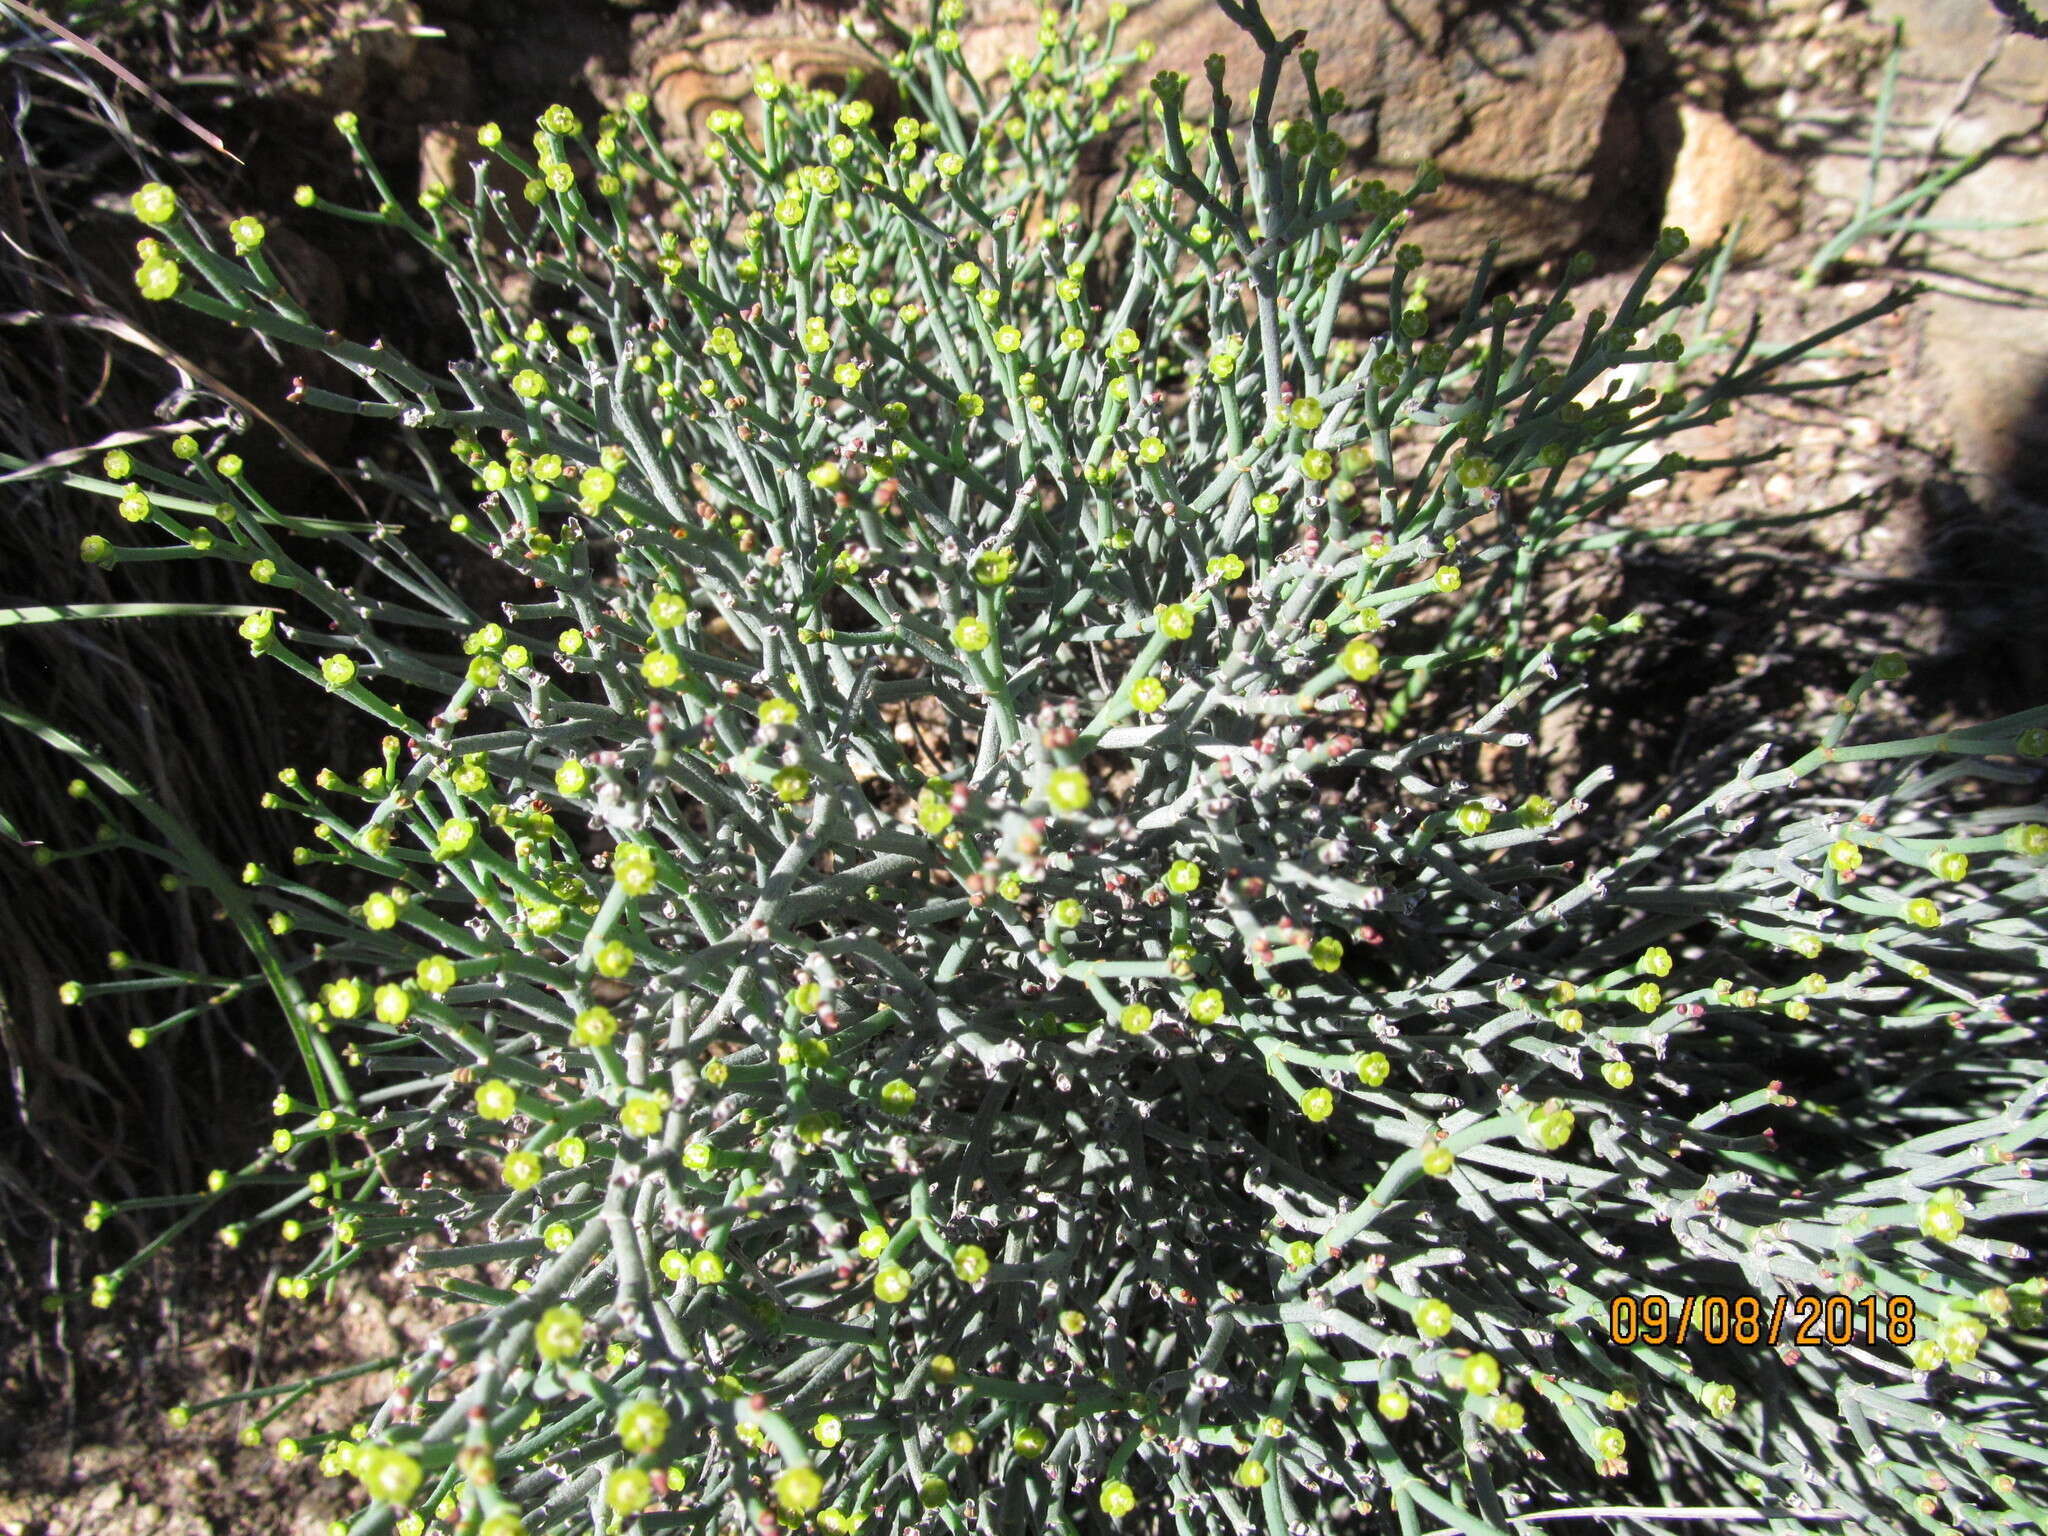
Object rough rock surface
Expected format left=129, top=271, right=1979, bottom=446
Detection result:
left=1091, top=0, right=1628, bottom=265
left=646, top=24, right=899, bottom=143
left=629, top=0, right=1631, bottom=266
left=1659, top=102, right=1804, bottom=263
left=1807, top=0, right=2048, bottom=499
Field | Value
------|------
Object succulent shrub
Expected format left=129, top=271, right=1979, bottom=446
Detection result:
left=36, top=0, right=2048, bottom=1532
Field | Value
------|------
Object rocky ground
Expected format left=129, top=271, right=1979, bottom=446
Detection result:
left=2, top=0, right=2043, bottom=1531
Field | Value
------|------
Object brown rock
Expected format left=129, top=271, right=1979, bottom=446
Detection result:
left=1659, top=103, right=1802, bottom=263
left=629, top=0, right=1629, bottom=267
left=417, top=124, right=530, bottom=207
left=644, top=19, right=898, bottom=144
left=1862, top=0, right=2048, bottom=501
left=254, top=0, right=427, bottom=112
left=963, top=0, right=1628, bottom=263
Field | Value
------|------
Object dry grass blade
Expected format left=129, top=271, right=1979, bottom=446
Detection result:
left=0, top=0, right=239, bottom=162
left=0, top=602, right=270, bottom=625
left=0, top=0, right=365, bottom=1446
left=0, top=410, right=236, bottom=483
left=0, top=301, right=374, bottom=518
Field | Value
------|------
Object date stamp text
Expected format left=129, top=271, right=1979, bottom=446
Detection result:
left=1608, top=1293, right=1917, bottom=1348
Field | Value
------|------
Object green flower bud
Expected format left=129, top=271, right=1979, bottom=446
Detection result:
left=131, top=183, right=178, bottom=225
left=1414, top=1297, right=1455, bottom=1338
left=1461, top=1352, right=1502, bottom=1396
left=533, top=1304, right=584, bottom=1361
left=774, top=1466, right=824, bottom=1515
left=135, top=259, right=182, bottom=301
left=972, top=548, right=1014, bottom=586
left=1046, top=768, right=1090, bottom=815
left=1919, top=1188, right=1965, bottom=1243
left=1453, top=803, right=1492, bottom=836
left=358, top=1446, right=422, bottom=1505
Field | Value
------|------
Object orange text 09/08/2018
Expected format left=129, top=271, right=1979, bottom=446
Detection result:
left=1607, top=1293, right=1918, bottom=1349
